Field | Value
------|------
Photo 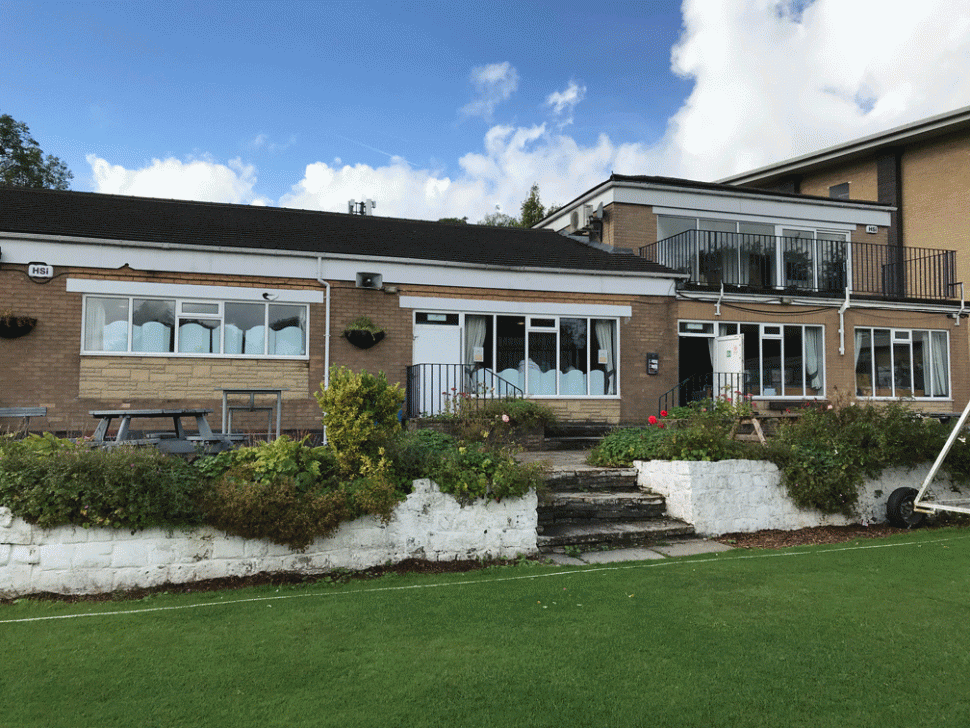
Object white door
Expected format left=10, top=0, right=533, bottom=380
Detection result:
left=413, top=316, right=463, bottom=416
left=714, top=334, right=744, bottom=400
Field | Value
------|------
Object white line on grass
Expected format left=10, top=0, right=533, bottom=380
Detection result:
left=3, top=532, right=968, bottom=625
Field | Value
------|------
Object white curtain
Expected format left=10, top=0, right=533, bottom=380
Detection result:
left=931, top=331, right=949, bottom=397
left=464, top=315, right=487, bottom=366
left=594, top=320, right=616, bottom=395
left=464, top=315, right=488, bottom=393
left=805, top=327, right=822, bottom=390
left=84, top=299, right=106, bottom=351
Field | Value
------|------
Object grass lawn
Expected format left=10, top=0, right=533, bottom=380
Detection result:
left=3, top=527, right=970, bottom=727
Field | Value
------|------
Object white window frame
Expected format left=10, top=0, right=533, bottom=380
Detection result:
left=678, top=319, right=826, bottom=399
left=80, top=294, right=310, bottom=359
left=854, top=327, right=950, bottom=400
left=432, top=311, right=621, bottom=398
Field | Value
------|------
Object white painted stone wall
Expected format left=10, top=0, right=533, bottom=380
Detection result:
left=0, top=479, right=537, bottom=598
left=635, top=460, right=967, bottom=536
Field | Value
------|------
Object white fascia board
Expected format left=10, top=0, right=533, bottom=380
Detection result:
left=614, top=187, right=892, bottom=226
left=677, top=291, right=962, bottom=315
left=536, top=189, right=617, bottom=231
left=651, top=207, right=859, bottom=232
left=2, top=232, right=678, bottom=297
left=400, top=296, right=633, bottom=318
left=67, top=278, right=324, bottom=303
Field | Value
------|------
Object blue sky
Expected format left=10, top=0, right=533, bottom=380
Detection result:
left=4, top=0, right=970, bottom=220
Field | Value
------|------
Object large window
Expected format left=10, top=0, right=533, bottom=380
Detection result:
left=679, top=320, right=825, bottom=398
left=855, top=328, right=949, bottom=399
left=466, top=314, right=617, bottom=396
left=83, top=296, right=308, bottom=357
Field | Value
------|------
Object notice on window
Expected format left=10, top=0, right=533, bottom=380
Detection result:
left=598, top=349, right=608, bottom=365
left=473, top=346, right=484, bottom=362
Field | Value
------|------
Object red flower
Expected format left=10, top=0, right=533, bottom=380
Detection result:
left=658, top=423, right=666, bottom=429
left=660, top=410, right=668, bottom=417
left=648, top=415, right=658, bottom=425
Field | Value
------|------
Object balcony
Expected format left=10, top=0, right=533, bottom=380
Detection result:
left=640, top=230, right=958, bottom=302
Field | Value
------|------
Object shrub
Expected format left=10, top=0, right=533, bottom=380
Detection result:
left=765, top=401, right=956, bottom=515
left=198, top=436, right=401, bottom=550
left=654, top=412, right=755, bottom=462
left=0, top=438, right=204, bottom=530
left=200, top=471, right=401, bottom=551
left=587, top=427, right=666, bottom=467
left=427, top=442, right=543, bottom=502
left=378, top=428, right=457, bottom=488
left=315, top=366, right=405, bottom=477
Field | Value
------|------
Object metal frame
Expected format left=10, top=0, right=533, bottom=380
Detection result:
left=914, top=398, right=970, bottom=516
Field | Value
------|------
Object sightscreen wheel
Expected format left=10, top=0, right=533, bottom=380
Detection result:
left=886, top=487, right=925, bottom=528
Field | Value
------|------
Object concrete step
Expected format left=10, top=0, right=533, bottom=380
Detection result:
left=537, top=518, right=695, bottom=551
left=544, top=468, right=639, bottom=493
left=538, top=491, right=667, bottom=525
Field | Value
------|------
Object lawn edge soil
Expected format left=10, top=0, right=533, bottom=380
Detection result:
left=4, top=520, right=966, bottom=604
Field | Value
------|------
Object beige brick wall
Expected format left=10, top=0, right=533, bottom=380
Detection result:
left=797, top=159, right=880, bottom=201
left=902, top=132, right=970, bottom=286
left=542, top=399, right=622, bottom=424
left=79, top=359, right=310, bottom=400
left=602, top=203, right=659, bottom=251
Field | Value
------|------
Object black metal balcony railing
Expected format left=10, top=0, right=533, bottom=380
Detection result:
left=404, top=364, right=524, bottom=420
left=640, top=230, right=958, bottom=302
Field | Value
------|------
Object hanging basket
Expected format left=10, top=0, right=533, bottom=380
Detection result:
left=0, top=316, right=37, bottom=339
left=344, top=329, right=385, bottom=350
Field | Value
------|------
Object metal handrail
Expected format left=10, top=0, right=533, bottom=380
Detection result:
left=640, top=230, right=957, bottom=301
left=404, top=364, right=524, bottom=420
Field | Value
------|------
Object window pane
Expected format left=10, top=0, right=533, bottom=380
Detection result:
left=178, top=318, right=221, bottom=354
left=268, top=304, right=306, bottom=356
left=894, top=339, right=912, bottom=396
left=783, top=326, right=803, bottom=396
left=855, top=329, right=873, bottom=396
left=182, top=302, right=219, bottom=315
left=85, top=297, right=130, bottom=352
left=872, top=329, right=893, bottom=397
left=657, top=216, right=695, bottom=241
left=527, top=331, right=557, bottom=394
left=495, top=316, right=526, bottom=392
left=591, top=319, right=616, bottom=395
left=225, top=302, right=265, bottom=354
left=762, top=338, right=782, bottom=396
left=741, top=324, right=761, bottom=392
left=804, top=327, right=824, bottom=395
left=559, top=318, right=588, bottom=395
left=912, top=331, right=929, bottom=397
left=132, top=299, right=174, bottom=353
left=931, top=331, right=949, bottom=397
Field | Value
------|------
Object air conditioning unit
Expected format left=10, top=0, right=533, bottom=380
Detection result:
left=571, top=204, right=594, bottom=231
left=356, top=272, right=383, bottom=290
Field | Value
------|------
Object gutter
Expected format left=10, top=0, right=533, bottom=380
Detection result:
left=316, top=257, right=332, bottom=444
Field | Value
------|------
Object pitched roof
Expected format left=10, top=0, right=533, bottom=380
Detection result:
left=0, top=186, right=673, bottom=275
left=718, top=104, right=970, bottom=185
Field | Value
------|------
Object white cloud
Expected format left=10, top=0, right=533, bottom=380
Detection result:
left=545, top=81, right=586, bottom=126
left=663, top=0, right=970, bottom=179
left=460, top=62, right=519, bottom=120
left=87, top=154, right=258, bottom=204
left=85, top=0, right=970, bottom=223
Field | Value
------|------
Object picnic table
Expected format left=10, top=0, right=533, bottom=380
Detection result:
left=89, top=408, right=239, bottom=454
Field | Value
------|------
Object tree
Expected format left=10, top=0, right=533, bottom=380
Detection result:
left=519, top=182, right=546, bottom=228
left=477, top=211, right=520, bottom=227
left=0, top=113, right=73, bottom=190
left=437, top=216, right=468, bottom=224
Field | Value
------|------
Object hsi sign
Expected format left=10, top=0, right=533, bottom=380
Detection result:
left=27, top=263, right=53, bottom=279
